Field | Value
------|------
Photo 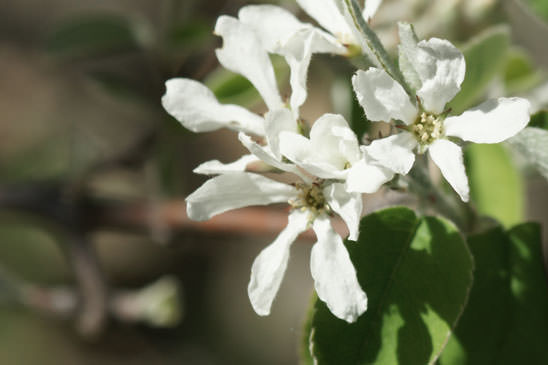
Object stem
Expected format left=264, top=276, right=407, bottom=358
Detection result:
left=345, top=0, right=412, bottom=95
left=64, top=233, right=108, bottom=338
left=406, top=155, right=466, bottom=230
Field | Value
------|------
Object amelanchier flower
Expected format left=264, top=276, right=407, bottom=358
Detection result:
left=186, top=168, right=368, bottom=323
left=296, top=0, right=383, bottom=49
left=189, top=108, right=398, bottom=322
left=351, top=23, right=531, bottom=201
left=162, top=4, right=354, bottom=138
left=276, top=112, right=396, bottom=193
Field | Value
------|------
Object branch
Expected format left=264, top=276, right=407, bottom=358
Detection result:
left=96, top=200, right=349, bottom=241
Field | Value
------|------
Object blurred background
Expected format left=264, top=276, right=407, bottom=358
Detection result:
left=1, top=0, right=547, bottom=364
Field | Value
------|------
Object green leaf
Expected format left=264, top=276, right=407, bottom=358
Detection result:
left=167, top=21, right=211, bottom=49
left=500, top=224, right=548, bottom=361
left=438, top=226, right=513, bottom=364
left=465, top=143, right=523, bottom=227
left=503, top=48, right=542, bottom=93
left=86, top=71, right=148, bottom=102
left=440, top=223, right=548, bottom=364
left=528, top=110, right=548, bottom=129
left=46, top=15, right=139, bottom=58
left=449, top=26, right=510, bottom=114
left=304, top=207, right=474, bottom=365
left=525, top=0, right=548, bottom=22
left=507, top=126, right=548, bottom=180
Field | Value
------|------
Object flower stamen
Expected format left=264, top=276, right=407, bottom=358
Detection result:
left=411, top=112, right=444, bottom=148
left=289, top=182, right=330, bottom=221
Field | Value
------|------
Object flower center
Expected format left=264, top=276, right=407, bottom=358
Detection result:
left=411, top=112, right=444, bottom=146
left=289, top=182, right=329, bottom=218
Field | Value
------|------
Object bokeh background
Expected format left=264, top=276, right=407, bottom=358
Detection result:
left=1, top=0, right=547, bottom=364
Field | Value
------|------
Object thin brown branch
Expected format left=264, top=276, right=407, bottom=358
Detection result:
left=98, top=200, right=349, bottom=241
left=64, top=234, right=108, bottom=338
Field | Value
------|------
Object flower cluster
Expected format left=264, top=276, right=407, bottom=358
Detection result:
left=162, top=1, right=530, bottom=323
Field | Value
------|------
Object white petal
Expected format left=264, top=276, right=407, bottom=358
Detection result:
left=214, top=16, right=283, bottom=110
left=238, top=5, right=303, bottom=52
left=363, top=0, right=383, bottom=21
left=186, top=172, right=297, bottom=221
left=282, top=28, right=346, bottom=113
left=429, top=139, right=469, bottom=202
left=248, top=210, right=309, bottom=316
left=345, top=154, right=395, bottom=194
left=311, top=216, right=367, bottom=323
left=444, top=97, right=531, bottom=144
left=279, top=114, right=360, bottom=179
left=352, top=68, right=417, bottom=124
left=363, top=132, right=417, bottom=175
left=324, top=183, right=363, bottom=241
left=162, top=78, right=264, bottom=135
left=265, top=108, right=299, bottom=160
left=413, top=38, right=465, bottom=114
left=193, top=154, right=260, bottom=175
left=238, top=132, right=312, bottom=183
left=398, top=22, right=421, bottom=91
left=310, top=114, right=361, bottom=165
left=296, top=0, right=351, bottom=42
left=279, top=131, right=343, bottom=179
left=238, top=5, right=345, bottom=113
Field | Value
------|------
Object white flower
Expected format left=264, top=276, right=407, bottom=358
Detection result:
left=186, top=172, right=367, bottom=323
left=296, top=0, right=383, bottom=47
left=277, top=113, right=396, bottom=193
left=351, top=24, right=531, bottom=202
left=162, top=4, right=352, bottom=136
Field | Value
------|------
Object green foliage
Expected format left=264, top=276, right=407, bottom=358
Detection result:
left=503, top=48, right=542, bottom=93
left=303, top=207, right=474, bottom=365
left=167, top=21, right=212, bottom=49
left=87, top=71, right=149, bottom=102
left=449, top=26, right=510, bottom=114
left=526, top=0, right=548, bottom=21
left=440, top=223, right=548, bottom=364
left=46, top=14, right=139, bottom=58
left=464, top=143, right=524, bottom=227
left=529, top=110, right=548, bottom=129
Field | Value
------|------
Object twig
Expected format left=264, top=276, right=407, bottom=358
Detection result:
left=97, top=200, right=348, bottom=241
left=64, top=233, right=108, bottom=338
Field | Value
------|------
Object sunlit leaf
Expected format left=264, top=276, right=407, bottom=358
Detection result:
left=465, top=143, right=523, bottom=227
left=503, top=48, right=542, bottom=93
left=303, top=207, right=473, bottom=365
left=440, top=223, right=548, bottom=364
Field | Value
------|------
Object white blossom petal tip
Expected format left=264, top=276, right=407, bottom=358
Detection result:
left=352, top=68, right=417, bottom=124
left=186, top=172, right=297, bottom=221
left=363, top=0, right=383, bottom=21
left=363, top=133, right=417, bottom=175
left=414, top=38, right=465, bottom=114
left=444, top=97, right=531, bottom=144
left=162, top=78, right=264, bottom=135
left=311, top=216, right=367, bottom=322
left=193, top=154, right=260, bottom=175
left=429, top=139, right=470, bottom=202
left=214, top=15, right=283, bottom=110
left=248, top=210, right=309, bottom=316
left=324, top=183, right=363, bottom=241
